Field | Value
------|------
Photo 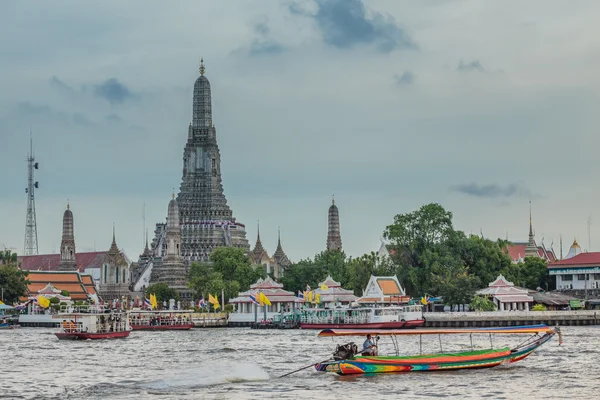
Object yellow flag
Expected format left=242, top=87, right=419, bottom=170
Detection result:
left=421, top=296, right=428, bottom=305
left=320, top=283, right=328, bottom=291
left=260, top=292, right=272, bottom=306
left=208, top=293, right=220, bottom=309
left=307, top=291, right=313, bottom=303
left=150, top=294, right=157, bottom=309
left=0, top=300, right=4, bottom=305
left=37, top=295, right=50, bottom=308
left=315, top=293, right=321, bottom=304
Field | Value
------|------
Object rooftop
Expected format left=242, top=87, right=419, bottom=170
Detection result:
left=548, top=252, right=600, bottom=268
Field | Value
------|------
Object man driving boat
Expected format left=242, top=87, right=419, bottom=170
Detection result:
left=362, top=334, right=378, bottom=356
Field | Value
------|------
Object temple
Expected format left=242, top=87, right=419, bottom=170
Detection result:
left=565, top=239, right=582, bottom=259
left=476, top=275, right=534, bottom=311
left=58, top=203, right=77, bottom=271
left=168, top=59, right=249, bottom=262
left=326, top=196, right=342, bottom=251
left=312, top=275, right=357, bottom=307
left=506, top=203, right=557, bottom=263
left=150, top=195, right=192, bottom=299
left=98, top=226, right=131, bottom=301
left=358, top=275, right=410, bottom=304
left=250, top=224, right=291, bottom=279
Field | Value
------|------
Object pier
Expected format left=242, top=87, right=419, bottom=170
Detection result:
left=424, top=310, right=600, bottom=327
left=192, top=312, right=228, bottom=328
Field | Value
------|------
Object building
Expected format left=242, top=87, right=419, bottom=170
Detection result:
left=506, top=205, right=557, bottom=263
left=228, top=276, right=297, bottom=325
left=358, top=275, right=410, bottom=304
left=150, top=195, right=192, bottom=299
left=24, top=271, right=98, bottom=301
left=565, top=239, right=582, bottom=259
left=476, top=275, right=534, bottom=311
left=151, top=59, right=249, bottom=263
left=249, top=225, right=292, bottom=279
left=312, top=275, right=357, bottom=307
left=548, top=252, right=600, bottom=293
left=326, top=196, right=342, bottom=251
left=98, top=227, right=131, bottom=301
left=58, top=203, right=77, bottom=271
left=19, top=252, right=107, bottom=280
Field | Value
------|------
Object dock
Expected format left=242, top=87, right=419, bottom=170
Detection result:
left=192, top=312, right=228, bottom=328
left=424, top=310, right=600, bottom=327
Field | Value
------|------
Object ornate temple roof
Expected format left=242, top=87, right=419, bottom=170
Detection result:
left=313, top=275, right=357, bottom=303
left=477, top=275, right=533, bottom=303
left=250, top=222, right=269, bottom=263
left=358, top=275, right=409, bottom=304
left=106, top=226, right=128, bottom=267
left=24, top=271, right=96, bottom=301
left=230, top=276, right=296, bottom=303
left=272, top=228, right=291, bottom=267
left=565, top=239, right=582, bottom=259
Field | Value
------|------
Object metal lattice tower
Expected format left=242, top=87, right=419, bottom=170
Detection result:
left=24, top=133, right=39, bottom=255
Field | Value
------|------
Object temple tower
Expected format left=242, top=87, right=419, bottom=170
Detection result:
left=524, top=201, right=539, bottom=257
left=326, top=196, right=342, bottom=251
left=99, top=226, right=131, bottom=300
left=151, top=195, right=191, bottom=299
left=176, top=59, right=250, bottom=262
left=58, top=203, right=77, bottom=271
left=272, top=228, right=291, bottom=278
left=250, top=221, right=270, bottom=265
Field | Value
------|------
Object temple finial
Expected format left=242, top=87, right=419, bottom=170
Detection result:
left=172, top=189, right=175, bottom=200
left=332, top=194, right=335, bottom=205
left=67, top=200, right=70, bottom=210
left=529, top=200, right=533, bottom=236
left=200, top=57, right=205, bottom=76
left=112, top=222, right=116, bottom=243
left=278, top=226, right=281, bottom=243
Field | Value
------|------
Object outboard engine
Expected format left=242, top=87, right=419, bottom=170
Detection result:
left=333, top=342, right=358, bottom=360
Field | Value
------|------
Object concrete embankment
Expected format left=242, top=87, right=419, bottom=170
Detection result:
left=424, top=310, right=600, bottom=327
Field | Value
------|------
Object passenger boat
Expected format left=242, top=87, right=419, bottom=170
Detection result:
left=315, top=325, right=559, bottom=375
left=53, top=307, right=131, bottom=340
left=130, top=310, right=195, bottom=331
left=298, top=305, right=425, bottom=329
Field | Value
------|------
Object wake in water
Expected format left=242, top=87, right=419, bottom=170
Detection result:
left=141, top=361, right=271, bottom=390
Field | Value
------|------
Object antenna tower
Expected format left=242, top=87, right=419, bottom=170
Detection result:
left=24, top=132, right=40, bottom=255
left=588, top=213, right=592, bottom=251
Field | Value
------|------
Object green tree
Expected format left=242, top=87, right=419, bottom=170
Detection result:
left=0, top=255, right=30, bottom=304
left=470, top=295, right=497, bottom=311
left=501, top=256, right=549, bottom=290
left=210, top=247, right=251, bottom=279
left=281, top=258, right=327, bottom=293
left=146, top=283, right=179, bottom=304
left=314, top=249, right=348, bottom=286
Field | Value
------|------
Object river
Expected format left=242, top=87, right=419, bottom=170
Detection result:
left=1, top=326, right=598, bottom=399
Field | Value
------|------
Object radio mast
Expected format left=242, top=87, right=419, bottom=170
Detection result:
left=24, top=132, right=39, bottom=255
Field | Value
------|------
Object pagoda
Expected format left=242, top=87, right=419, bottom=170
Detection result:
left=151, top=59, right=250, bottom=263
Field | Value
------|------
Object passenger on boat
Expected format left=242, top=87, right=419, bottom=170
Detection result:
left=361, top=334, right=378, bottom=356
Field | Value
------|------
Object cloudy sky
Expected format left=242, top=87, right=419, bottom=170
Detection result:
left=1, top=0, right=599, bottom=262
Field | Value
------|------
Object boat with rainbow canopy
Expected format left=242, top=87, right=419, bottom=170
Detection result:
left=315, top=324, right=559, bottom=375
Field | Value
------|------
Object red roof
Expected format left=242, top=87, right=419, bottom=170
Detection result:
left=548, top=252, right=600, bottom=268
left=18, top=252, right=106, bottom=272
left=506, top=243, right=556, bottom=262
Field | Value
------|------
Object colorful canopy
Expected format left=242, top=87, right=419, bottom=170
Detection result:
left=317, top=325, right=553, bottom=337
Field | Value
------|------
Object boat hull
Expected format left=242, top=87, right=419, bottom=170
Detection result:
left=131, top=324, right=194, bottom=331
left=316, top=331, right=554, bottom=375
left=55, top=330, right=130, bottom=340
left=300, top=319, right=425, bottom=330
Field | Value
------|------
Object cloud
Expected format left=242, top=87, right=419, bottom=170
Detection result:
left=248, top=18, right=286, bottom=56
left=93, top=78, right=133, bottom=104
left=457, top=60, right=485, bottom=72
left=16, top=101, right=93, bottom=126
left=50, top=76, right=75, bottom=93
left=450, top=183, right=532, bottom=199
left=394, top=71, right=415, bottom=85
left=290, top=0, right=416, bottom=52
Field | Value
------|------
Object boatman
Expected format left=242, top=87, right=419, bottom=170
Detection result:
left=362, top=334, right=378, bottom=356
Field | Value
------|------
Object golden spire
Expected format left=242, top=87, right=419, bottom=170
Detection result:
left=200, top=57, right=205, bottom=76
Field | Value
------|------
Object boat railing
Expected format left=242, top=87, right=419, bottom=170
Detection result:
left=58, top=304, right=124, bottom=314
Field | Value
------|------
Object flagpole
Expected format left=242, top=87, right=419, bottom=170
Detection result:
left=221, top=288, right=224, bottom=313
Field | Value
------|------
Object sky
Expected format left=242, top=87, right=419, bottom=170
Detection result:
left=1, top=0, right=600, bottom=262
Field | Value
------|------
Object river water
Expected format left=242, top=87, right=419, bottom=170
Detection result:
left=1, top=326, right=598, bottom=399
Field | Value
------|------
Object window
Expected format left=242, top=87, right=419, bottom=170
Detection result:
left=562, top=274, right=573, bottom=281
left=594, top=274, right=600, bottom=280
left=104, top=265, right=107, bottom=283
left=577, top=274, right=586, bottom=280
left=123, top=269, right=126, bottom=283
left=116, top=266, right=119, bottom=283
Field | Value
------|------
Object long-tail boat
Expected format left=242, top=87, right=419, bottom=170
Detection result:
left=315, top=325, right=559, bottom=375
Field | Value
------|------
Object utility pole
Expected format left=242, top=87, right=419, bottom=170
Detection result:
left=24, top=132, right=39, bottom=255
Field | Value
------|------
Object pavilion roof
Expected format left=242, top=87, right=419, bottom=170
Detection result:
left=320, top=275, right=341, bottom=288
left=25, top=271, right=95, bottom=301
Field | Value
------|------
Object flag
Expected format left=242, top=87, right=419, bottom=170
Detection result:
left=259, top=292, right=272, bottom=306
left=198, top=298, right=205, bottom=308
left=306, top=284, right=311, bottom=291
left=307, top=291, right=313, bottom=303
left=249, top=292, right=259, bottom=305
left=150, top=294, right=157, bottom=309
left=297, top=291, right=304, bottom=300
left=144, top=298, right=151, bottom=308
left=315, top=293, right=321, bottom=304
left=208, top=293, right=220, bottom=310
left=0, top=300, right=4, bottom=305
left=421, top=296, right=429, bottom=305
left=37, top=295, right=50, bottom=308
left=320, top=283, right=328, bottom=291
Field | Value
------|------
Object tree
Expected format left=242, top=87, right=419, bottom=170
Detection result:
left=0, top=256, right=30, bottom=304
left=146, top=283, right=179, bottom=303
left=470, top=295, right=497, bottom=311
left=210, top=247, right=251, bottom=279
left=314, top=250, right=348, bottom=287
left=281, top=258, right=327, bottom=294
left=501, top=257, right=549, bottom=290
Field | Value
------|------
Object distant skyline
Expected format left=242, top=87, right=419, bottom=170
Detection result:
left=2, top=1, right=600, bottom=261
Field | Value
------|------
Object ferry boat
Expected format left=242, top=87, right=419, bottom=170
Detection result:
left=130, top=310, right=195, bottom=331
left=298, top=305, right=425, bottom=329
left=53, top=306, right=131, bottom=340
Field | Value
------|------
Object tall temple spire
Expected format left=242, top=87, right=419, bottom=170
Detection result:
left=175, top=60, right=249, bottom=262
left=251, top=220, right=268, bottom=264
left=109, top=223, right=119, bottom=254
left=200, top=57, right=205, bottom=76
left=273, top=227, right=291, bottom=269
left=524, top=201, right=539, bottom=257
left=58, top=203, right=77, bottom=271
left=327, top=196, right=342, bottom=251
